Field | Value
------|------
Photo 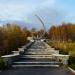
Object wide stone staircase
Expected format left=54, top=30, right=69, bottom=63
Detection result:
left=12, top=40, right=60, bottom=67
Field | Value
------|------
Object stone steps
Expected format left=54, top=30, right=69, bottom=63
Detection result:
left=12, top=40, right=60, bottom=67
left=20, top=55, right=53, bottom=58
left=13, top=61, right=59, bottom=64
left=12, top=61, right=60, bottom=67
left=26, top=51, right=53, bottom=54
left=12, top=64, right=59, bottom=67
left=22, top=55, right=52, bottom=57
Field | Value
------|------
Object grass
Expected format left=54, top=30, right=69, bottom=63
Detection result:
left=68, top=56, right=75, bottom=70
left=47, top=40, right=75, bottom=55
left=47, top=40, right=75, bottom=70
left=69, top=64, right=75, bottom=70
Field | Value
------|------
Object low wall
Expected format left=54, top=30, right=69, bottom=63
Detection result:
left=1, top=41, right=34, bottom=67
left=1, top=54, right=20, bottom=66
left=22, top=41, right=34, bottom=51
left=68, top=67, right=75, bottom=74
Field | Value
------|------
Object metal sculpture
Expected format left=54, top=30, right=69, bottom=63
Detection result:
left=35, top=15, right=46, bottom=39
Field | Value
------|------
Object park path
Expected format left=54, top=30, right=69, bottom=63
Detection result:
left=12, top=40, right=60, bottom=67
left=0, top=40, right=74, bottom=75
left=0, top=67, right=74, bottom=75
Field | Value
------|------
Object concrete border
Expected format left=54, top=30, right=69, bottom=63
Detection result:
left=68, top=67, right=75, bottom=74
left=1, top=54, right=20, bottom=66
left=12, top=65, right=59, bottom=68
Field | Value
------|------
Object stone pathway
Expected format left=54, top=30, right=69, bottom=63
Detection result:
left=0, top=67, right=74, bottom=75
left=0, top=40, right=73, bottom=75
left=12, top=40, right=60, bottom=67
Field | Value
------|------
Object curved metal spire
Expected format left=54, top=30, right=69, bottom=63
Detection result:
left=35, top=15, right=46, bottom=39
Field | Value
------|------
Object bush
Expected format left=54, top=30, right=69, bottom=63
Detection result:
left=0, top=58, right=5, bottom=70
left=68, top=56, right=75, bottom=70
left=69, top=64, right=75, bottom=70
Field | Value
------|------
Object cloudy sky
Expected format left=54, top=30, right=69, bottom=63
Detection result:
left=0, top=0, right=75, bottom=28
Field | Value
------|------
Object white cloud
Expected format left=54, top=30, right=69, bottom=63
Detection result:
left=0, top=0, right=57, bottom=22
left=0, top=2, right=36, bottom=20
left=41, top=0, right=56, bottom=7
left=0, top=0, right=74, bottom=28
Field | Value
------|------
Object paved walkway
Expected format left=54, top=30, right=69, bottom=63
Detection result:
left=0, top=41, right=73, bottom=75
left=0, top=67, right=74, bottom=75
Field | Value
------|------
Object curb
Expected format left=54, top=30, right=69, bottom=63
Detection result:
left=68, top=67, right=75, bottom=74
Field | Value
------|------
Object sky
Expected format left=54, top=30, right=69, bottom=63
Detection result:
left=0, top=0, right=75, bottom=29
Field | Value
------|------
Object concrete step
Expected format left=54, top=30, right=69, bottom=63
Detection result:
left=21, top=57, right=53, bottom=58
left=12, top=61, right=60, bottom=67
left=12, top=64, right=59, bottom=67
left=22, top=55, right=52, bottom=57
left=25, top=52, right=52, bottom=55
left=22, top=54, right=54, bottom=55
left=21, top=55, right=53, bottom=58
left=13, top=61, right=60, bottom=67
left=14, top=58, right=57, bottom=62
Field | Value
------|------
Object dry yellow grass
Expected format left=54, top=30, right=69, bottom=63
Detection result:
left=48, top=41, right=75, bottom=57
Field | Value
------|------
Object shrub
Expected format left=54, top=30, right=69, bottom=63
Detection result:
left=0, top=58, right=5, bottom=70
left=68, top=56, right=75, bottom=70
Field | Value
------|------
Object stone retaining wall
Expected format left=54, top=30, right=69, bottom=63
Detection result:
left=1, top=41, right=34, bottom=67
left=1, top=54, right=20, bottom=66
